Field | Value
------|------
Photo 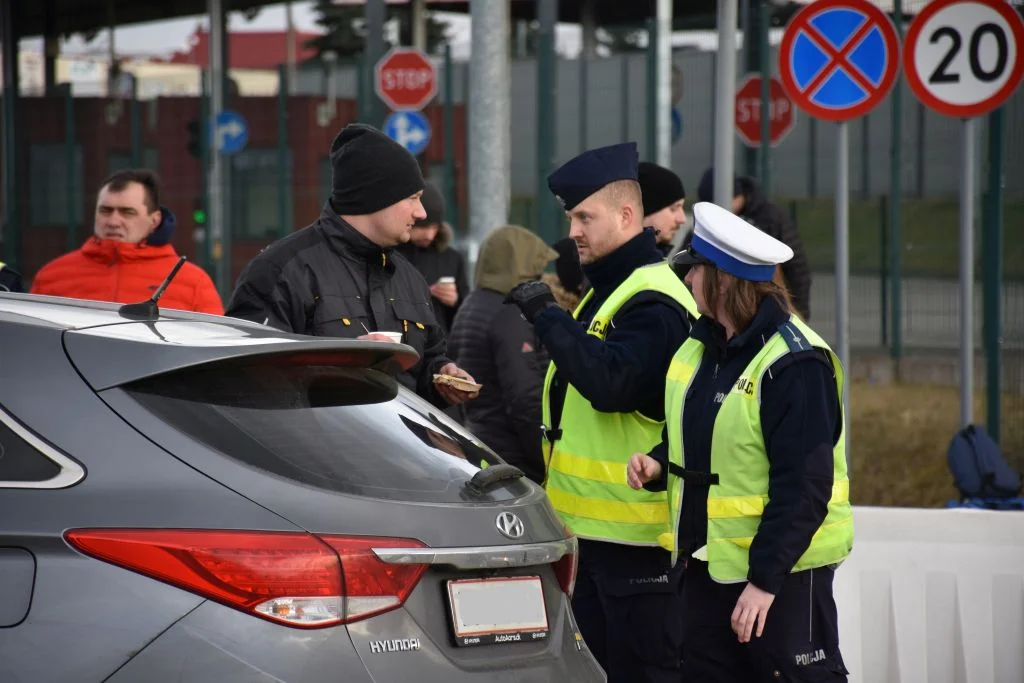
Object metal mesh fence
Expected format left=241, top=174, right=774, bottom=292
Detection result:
left=2, top=5, right=1021, bottom=462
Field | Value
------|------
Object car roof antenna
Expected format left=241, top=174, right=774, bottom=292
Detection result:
left=118, top=256, right=187, bottom=320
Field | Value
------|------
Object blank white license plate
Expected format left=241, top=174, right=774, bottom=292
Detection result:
left=447, top=576, right=550, bottom=647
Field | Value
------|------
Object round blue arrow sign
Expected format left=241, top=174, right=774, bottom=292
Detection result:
left=384, top=110, right=432, bottom=156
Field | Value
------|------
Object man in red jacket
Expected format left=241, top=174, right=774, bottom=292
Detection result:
left=31, top=169, right=223, bottom=314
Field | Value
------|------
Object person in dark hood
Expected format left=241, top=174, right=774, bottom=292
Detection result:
left=542, top=236, right=586, bottom=312
left=394, top=182, right=469, bottom=334
left=447, top=225, right=558, bottom=485
left=692, top=168, right=812, bottom=319
left=225, top=123, right=476, bottom=408
left=638, top=161, right=687, bottom=258
left=0, top=261, right=24, bottom=293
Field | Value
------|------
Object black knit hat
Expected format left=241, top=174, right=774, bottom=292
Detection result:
left=638, top=162, right=685, bottom=217
left=414, top=182, right=445, bottom=226
left=552, top=237, right=583, bottom=294
left=329, top=123, right=425, bottom=215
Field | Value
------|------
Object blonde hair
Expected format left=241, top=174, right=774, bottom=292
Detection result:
left=596, top=180, right=642, bottom=212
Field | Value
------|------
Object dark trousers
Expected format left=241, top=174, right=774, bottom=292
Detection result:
left=571, top=540, right=685, bottom=683
left=680, top=559, right=849, bottom=683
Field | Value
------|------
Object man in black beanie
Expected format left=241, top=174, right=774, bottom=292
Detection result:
left=226, top=123, right=477, bottom=407
left=638, top=161, right=687, bottom=257
left=395, top=181, right=469, bottom=335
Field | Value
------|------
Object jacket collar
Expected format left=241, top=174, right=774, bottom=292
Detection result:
left=582, top=227, right=663, bottom=300
left=691, top=295, right=790, bottom=360
left=316, top=200, right=395, bottom=273
left=81, top=237, right=178, bottom=264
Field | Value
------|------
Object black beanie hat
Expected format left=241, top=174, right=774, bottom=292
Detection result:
left=696, top=167, right=743, bottom=203
left=638, top=161, right=685, bottom=217
left=329, top=123, right=425, bottom=215
left=415, top=182, right=445, bottom=226
left=552, top=237, right=584, bottom=294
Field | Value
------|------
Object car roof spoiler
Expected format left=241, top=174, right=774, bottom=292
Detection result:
left=63, top=323, right=422, bottom=392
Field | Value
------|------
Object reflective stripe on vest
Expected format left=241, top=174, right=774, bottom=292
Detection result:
left=542, top=262, right=698, bottom=545
left=663, top=314, right=854, bottom=579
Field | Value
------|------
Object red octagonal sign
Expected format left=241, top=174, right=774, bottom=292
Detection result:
left=734, top=74, right=796, bottom=148
left=375, top=47, right=437, bottom=112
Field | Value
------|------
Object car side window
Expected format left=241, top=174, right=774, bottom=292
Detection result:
left=0, top=410, right=84, bottom=488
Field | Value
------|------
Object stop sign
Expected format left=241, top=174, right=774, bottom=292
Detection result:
left=734, top=74, right=796, bottom=148
left=375, top=47, right=437, bottom=112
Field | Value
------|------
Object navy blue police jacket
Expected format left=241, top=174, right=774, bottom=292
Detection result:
left=645, top=295, right=841, bottom=594
left=533, top=228, right=692, bottom=429
left=535, top=228, right=693, bottom=569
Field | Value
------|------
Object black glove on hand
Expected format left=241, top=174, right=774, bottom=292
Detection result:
left=504, top=280, right=557, bottom=324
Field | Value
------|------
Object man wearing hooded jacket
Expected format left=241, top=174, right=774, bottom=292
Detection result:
left=394, top=182, right=469, bottom=335
left=447, top=225, right=558, bottom=484
left=226, top=123, right=475, bottom=409
left=31, top=169, right=222, bottom=314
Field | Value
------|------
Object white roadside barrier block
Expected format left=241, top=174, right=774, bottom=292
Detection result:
left=836, top=506, right=1024, bottom=683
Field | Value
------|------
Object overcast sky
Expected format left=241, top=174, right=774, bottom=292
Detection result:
left=20, top=2, right=585, bottom=62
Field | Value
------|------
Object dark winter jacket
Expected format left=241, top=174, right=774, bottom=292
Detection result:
left=645, top=295, right=840, bottom=594
left=534, top=228, right=693, bottom=429
left=225, top=201, right=453, bottom=406
left=447, top=226, right=558, bottom=484
left=394, top=222, right=469, bottom=334
left=685, top=177, right=812, bottom=319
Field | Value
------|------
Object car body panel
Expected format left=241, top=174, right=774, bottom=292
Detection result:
left=0, top=293, right=604, bottom=682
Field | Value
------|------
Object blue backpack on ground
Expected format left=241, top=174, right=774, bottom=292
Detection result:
left=947, top=425, right=1022, bottom=501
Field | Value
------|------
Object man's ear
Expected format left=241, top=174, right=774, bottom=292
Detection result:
left=150, top=208, right=162, bottom=232
left=620, top=202, right=635, bottom=229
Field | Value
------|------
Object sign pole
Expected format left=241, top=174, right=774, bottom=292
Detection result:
left=835, top=121, right=850, bottom=432
left=960, top=117, right=976, bottom=426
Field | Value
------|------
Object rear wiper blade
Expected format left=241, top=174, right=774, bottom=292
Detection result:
left=464, top=464, right=524, bottom=495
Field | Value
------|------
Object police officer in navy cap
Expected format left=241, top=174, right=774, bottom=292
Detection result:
left=504, top=142, right=700, bottom=682
left=627, top=202, right=853, bottom=682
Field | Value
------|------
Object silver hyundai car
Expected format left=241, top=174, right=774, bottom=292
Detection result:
left=0, top=292, right=604, bottom=683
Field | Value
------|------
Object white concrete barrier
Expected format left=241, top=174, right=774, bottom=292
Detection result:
left=836, top=506, right=1024, bottom=683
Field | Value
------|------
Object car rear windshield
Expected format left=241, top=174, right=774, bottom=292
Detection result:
left=123, top=361, right=525, bottom=502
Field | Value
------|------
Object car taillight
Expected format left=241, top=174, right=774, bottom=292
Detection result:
left=64, top=529, right=427, bottom=629
left=553, top=538, right=578, bottom=596
left=319, top=535, right=429, bottom=622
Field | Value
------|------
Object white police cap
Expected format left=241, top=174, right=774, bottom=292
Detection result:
left=673, top=202, right=793, bottom=282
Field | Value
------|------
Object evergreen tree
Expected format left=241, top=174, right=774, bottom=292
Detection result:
left=306, top=1, right=450, bottom=61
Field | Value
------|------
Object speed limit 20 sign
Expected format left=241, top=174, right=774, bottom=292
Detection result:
left=904, top=0, right=1024, bottom=118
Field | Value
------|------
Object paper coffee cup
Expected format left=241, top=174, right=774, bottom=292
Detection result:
left=374, top=331, right=403, bottom=343
left=437, top=276, right=456, bottom=285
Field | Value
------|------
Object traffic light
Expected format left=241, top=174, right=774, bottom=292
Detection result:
left=186, top=119, right=201, bottom=159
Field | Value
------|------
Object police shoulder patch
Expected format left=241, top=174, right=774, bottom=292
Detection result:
left=778, top=321, right=809, bottom=353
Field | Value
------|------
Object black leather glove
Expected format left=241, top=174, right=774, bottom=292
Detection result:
left=504, top=280, right=557, bottom=324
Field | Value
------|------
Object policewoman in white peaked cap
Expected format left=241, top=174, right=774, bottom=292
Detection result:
left=626, top=202, right=854, bottom=682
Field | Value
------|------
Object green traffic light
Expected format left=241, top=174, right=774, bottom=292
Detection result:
left=193, top=209, right=207, bottom=224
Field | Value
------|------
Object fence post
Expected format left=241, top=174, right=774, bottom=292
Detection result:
left=889, top=0, right=904, bottom=362
left=64, top=85, right=76, bottom=251
left=200, top=72, right=212, bottom=274
left=535, top=0, right=558, bottom=244
left=758, top=0, right=771, bottom=196
left=579, top=55, right=588, bottom=153
left=443, top=43, right=459, bottom=235
left=808, top=117, right=817, bottom=198
left=879, top=195, right=889, bottom=347
left=983, top=107, right=1004, bottom=442
left=276, top=64, right=290, bottom=240
left=130, top=97, right=142, bottom=167
left=645, top=17, right=658, bottom=162
left=620, top=53, right=630, bottom=143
